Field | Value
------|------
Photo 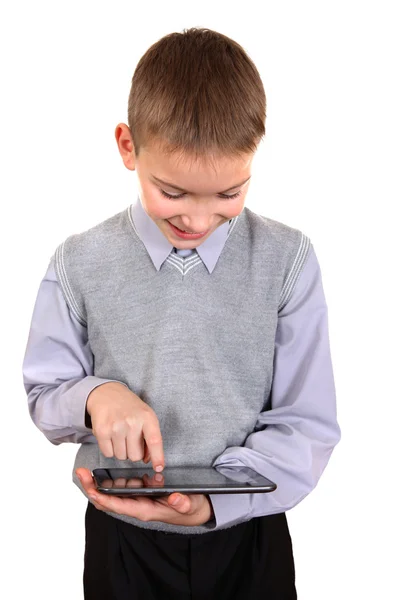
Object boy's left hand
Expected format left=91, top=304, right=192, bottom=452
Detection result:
left=76, top=468, right=215, bottom=527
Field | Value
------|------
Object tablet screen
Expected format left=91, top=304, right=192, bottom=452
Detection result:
left=93, top=466, right=275, bottom=490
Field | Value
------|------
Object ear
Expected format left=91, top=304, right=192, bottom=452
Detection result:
left=115, top=123, right=136, bottom=171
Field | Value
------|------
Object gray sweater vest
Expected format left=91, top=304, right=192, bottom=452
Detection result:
left=54, top=205, right=310, bottom=534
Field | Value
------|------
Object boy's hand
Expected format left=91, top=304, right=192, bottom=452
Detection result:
left=86, top=382, right=164, bottom=471
left=76, top=468, right=215, bottom=527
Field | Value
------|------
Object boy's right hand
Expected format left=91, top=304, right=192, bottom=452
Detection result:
left=86, top=382, right=165, bottom=472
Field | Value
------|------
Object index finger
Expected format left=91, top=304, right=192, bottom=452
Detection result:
left=142, top=418, right=165, bottom=472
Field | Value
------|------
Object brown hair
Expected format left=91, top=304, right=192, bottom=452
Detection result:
left=127, top=27, right=266, bottom=167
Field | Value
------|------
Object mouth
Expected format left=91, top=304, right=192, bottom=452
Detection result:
left=167, top=221, right=209, bottom=240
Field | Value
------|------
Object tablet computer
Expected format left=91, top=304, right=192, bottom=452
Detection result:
left=92, top=466, right=277, bottom=497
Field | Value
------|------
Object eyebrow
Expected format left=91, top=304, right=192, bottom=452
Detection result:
left=150, top=174, right=251, bottom=194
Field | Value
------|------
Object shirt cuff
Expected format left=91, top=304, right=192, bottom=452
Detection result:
left=207, top=493, right=252, bottom=529
left=70, top=377, right=129, bottom=433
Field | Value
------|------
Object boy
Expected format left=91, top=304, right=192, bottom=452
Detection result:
left=22, top=27, right=341, bottom=600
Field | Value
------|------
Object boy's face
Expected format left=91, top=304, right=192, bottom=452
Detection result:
left=116, top=124, right=255, bottom=249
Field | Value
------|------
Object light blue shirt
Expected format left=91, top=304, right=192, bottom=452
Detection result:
left=22, top=197, right=341, bottom=527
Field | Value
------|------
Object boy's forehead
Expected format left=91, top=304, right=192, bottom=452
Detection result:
left=141, top=144, right=254, bottom=189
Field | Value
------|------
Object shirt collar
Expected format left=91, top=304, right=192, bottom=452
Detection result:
left=130, top=195, right=236, bottom=274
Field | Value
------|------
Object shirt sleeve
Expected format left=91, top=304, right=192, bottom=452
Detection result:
left=207, top=244, right=341, bottom=529
left=22, top=256, right=128, bottom=445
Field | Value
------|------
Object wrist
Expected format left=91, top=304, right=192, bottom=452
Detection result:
left=85, top=380, right=128, bottom=430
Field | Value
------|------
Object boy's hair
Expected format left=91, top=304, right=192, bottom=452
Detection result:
left=128, top=27, right=266, bottom=167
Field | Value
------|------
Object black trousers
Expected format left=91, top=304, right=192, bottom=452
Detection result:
left=83, top=501, right=296, bottom=600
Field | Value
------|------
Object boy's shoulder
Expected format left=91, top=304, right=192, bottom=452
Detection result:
left=243, top=205, right=306, bottom=246
left=243, top=207, right=312, bottom=291
left=54, top=207, right=130, bottom=256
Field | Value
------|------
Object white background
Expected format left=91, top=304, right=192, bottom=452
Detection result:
left=1, top=1, right=399, bottom=598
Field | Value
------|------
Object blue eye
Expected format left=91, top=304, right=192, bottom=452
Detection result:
left=160, top=189, right=242, bottom=200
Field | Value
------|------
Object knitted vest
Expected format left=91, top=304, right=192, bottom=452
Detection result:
left=54, top=205, right=310, bottom=534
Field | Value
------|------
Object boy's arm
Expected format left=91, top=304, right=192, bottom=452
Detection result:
left=207, top=244, right=341, bottom=529
left=22, top=257, right=128, bottom=445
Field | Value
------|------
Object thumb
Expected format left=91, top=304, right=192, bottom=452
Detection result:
left=75, top=468, right=96, bottom=492
left=168, top=493, right=191, bottom=514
